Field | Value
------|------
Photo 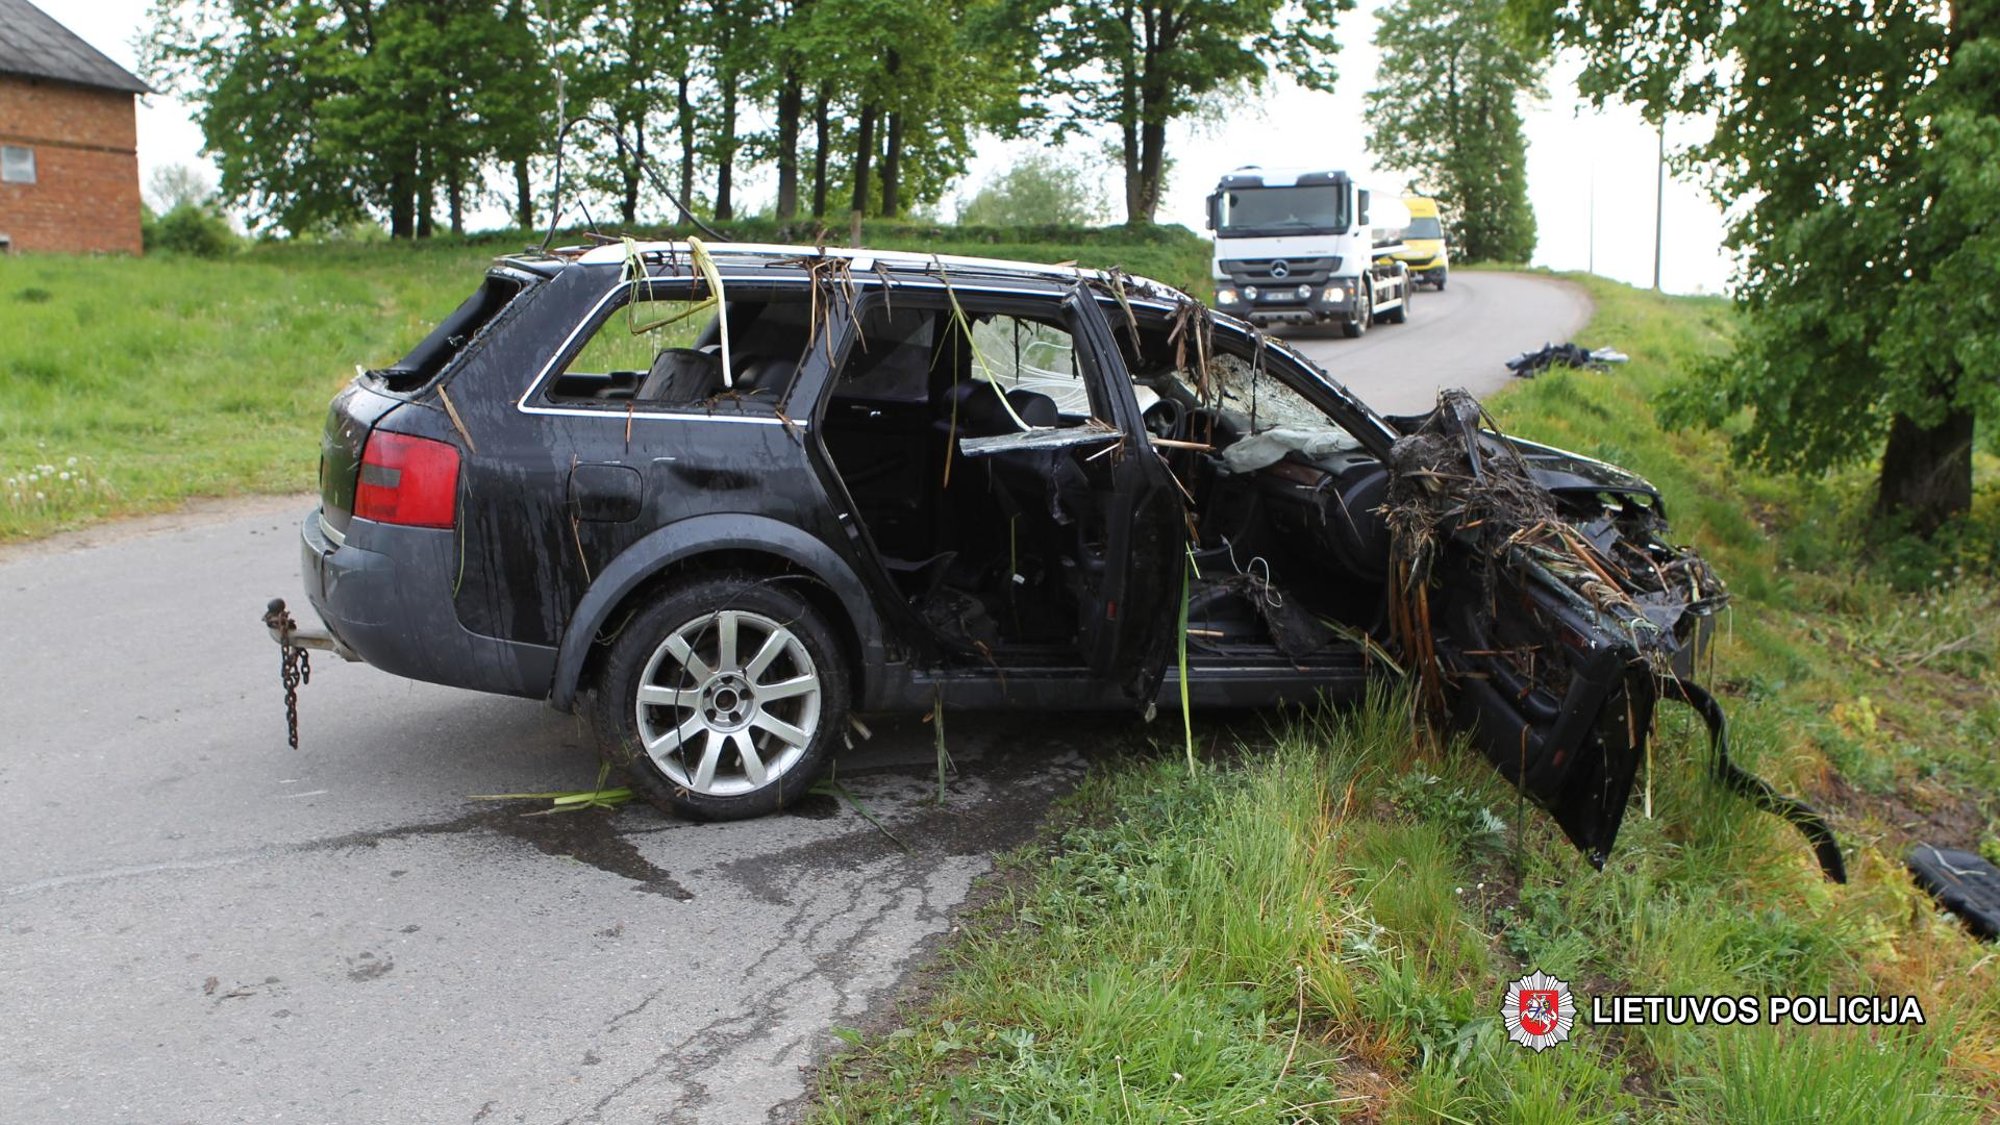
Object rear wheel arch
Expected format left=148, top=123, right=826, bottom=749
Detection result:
left=550, top=518, right=881, bottom=713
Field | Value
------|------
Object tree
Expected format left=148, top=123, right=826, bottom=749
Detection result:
left=956, top=153, right=1107, bottom=226
left=1533, top=0, right=2000, bottom=535
left=1366, top=0, right=1541, bottom=262
left=1022, top=0, right=1352, bottom=224
left=145, top=162, right=217, bottom=213
left=145, top=0, right=550, bottom=238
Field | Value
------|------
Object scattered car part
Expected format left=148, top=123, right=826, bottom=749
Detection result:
left=1907, top=844, right=2000, bottom=939
left=1506, top=342, right=1630, bottom=377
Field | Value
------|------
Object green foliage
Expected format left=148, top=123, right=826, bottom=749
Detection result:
left=955, top=153, right=1107, bottom=227
left=144, top=0, right=551, bottom=237
left=1021, top=0, right=1354, bottom=223
left=144, top=203, right=238, bottom=258
left=1539, top=0, right=2000, bottom=534
left=1366, top=0, right=1543, bottom=262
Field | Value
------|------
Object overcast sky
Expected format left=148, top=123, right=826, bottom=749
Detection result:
left=50, top=0, right=1733, bottom=294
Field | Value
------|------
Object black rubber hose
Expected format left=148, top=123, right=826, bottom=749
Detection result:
left=1661, top=676, right=1848, bottom=883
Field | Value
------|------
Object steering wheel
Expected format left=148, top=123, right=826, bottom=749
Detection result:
left=1142, top=397, right=1188, bottom=442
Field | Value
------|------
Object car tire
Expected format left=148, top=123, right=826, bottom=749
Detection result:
left=1435, top=269, right=1448, bottom=291
left=1343, top=289, right=1369, bottom=338
left=590, top=574, right=848, bottom=821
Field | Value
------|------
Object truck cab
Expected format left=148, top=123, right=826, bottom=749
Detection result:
left=1391, top=195, right=1450, bottom=289
left=1205, top=167, right=1411, bottom=338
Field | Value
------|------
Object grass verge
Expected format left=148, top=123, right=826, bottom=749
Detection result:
left=0, top=222, right=1211, bottom=542
left=808, top=275, right=1999, bottom=1122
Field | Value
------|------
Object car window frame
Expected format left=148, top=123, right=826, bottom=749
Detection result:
left=1098, top=296, right=1401, bottom=458
left=520, top=272, right=829, bottom=422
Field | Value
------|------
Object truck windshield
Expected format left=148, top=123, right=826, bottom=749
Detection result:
left=1406, top=216, right=1443, bottom=239
left=1214, top=185, right=1347, bottom=238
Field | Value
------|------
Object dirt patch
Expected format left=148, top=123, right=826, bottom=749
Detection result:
left=0, top=492, right=313, bottom=564
left=1822, top=770, right=1991, bottom=851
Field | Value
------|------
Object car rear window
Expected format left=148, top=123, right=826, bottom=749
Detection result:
left=375, top=274, right=528, bottom=391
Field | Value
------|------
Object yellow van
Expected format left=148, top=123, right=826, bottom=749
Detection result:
left=1394, top=195, right=1449, bottom=290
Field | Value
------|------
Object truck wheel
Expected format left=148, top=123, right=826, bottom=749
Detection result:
left=591, top=575, right=848, bottom=820
left=1435, top=269, right=1448, bottom=291
left=1343, top=289, right=1370, bottom=338
left=1387, top=291, right=1409, bottom=324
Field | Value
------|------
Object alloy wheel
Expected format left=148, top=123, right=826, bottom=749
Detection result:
left=634, top=609, right=823, bottom=796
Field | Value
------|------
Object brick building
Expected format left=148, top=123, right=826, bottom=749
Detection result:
left=0, top=0, right=150, bottom=254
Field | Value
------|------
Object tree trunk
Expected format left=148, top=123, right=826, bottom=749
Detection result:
left=448, top=172, right=464, bottom=236
left=514, top=156, right=533, bottom=232
left=851, top=104, right=877, bottom=216
left=1875, top=406, right=1975, bottom=536
left=1133, top=114, right=1166, bottom=224
left=811, top=86, right=830, bottom=219
left=880, top=112, right=904, bottom=218
left=775, top=69, right=802, bottom=220
left=676, top=73, right=696, bottom=224
left=715, top=75, right=738, bottom=221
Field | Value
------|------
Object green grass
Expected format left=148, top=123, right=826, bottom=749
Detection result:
left=809, top=274, right=2000, bottom=1121
left=0, top=222, right=1212, bottom=541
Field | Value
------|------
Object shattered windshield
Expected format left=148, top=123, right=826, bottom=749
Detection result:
left=1205, top=352, right=1344, bottom=435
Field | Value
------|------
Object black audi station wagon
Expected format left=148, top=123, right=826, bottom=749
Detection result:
left=280, top=240, right=1782, bottom=873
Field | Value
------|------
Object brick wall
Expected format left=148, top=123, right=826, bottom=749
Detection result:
left=0, top=75, right=143, bottom=255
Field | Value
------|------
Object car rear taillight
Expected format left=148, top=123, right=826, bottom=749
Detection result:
left=353, top=431, right=460, bottom=528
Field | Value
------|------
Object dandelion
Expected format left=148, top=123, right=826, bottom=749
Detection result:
left=58, top=471, right=70, bottom=482
left=35, top=491, right=45, bottom=501
left=65, top=456, right=76, bottom=467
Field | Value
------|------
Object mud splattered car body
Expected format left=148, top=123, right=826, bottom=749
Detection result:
left=282, top=241, right=1835, bottom=874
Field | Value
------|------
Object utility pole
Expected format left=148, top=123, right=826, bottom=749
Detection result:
left=1652, top=120, right=1666, bottom=292
left=1587, top=159, right=1596, bottom=276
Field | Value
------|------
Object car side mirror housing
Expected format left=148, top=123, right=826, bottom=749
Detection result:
left=1205, top=193, right=1219, bottom=230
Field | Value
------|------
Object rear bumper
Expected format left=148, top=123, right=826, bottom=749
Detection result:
left=299, top=506, right=556, bottom=699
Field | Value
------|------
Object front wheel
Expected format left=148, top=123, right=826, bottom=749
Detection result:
left=1343, top=288, right=1370, bottom=338
left=591, top=575, right=849, bottom=820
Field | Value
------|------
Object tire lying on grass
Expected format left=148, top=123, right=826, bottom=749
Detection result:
left=591, top=575, right=849, bottom=820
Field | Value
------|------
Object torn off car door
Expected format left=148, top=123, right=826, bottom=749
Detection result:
left=1389, top=390, right=1842, bottom=878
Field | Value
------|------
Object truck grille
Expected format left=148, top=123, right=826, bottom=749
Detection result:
left=1219, top=257, right=1340, bottom=285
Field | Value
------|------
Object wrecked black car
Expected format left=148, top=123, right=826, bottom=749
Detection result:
left=267, top=240, right=1839, bottom=877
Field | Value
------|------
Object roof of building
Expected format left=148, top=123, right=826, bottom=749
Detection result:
left=0, top=0, right=151, bottom=95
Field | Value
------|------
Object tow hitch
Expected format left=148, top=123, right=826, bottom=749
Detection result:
left=262, top=598, right=358, bottom=749
left=1662, top=676, right=1847, bottom=883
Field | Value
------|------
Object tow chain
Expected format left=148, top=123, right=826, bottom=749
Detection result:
left=280, top=642, right=311, bottom=749
left=264, top=598, right=313, bottom=750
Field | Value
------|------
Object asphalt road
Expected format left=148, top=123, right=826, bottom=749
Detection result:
left=1278, top=270, right=1593, bottom=417
left=0, top=271, right=1589, bottom=1125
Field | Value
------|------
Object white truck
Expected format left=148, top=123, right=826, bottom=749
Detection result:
left=1205, top=167, right=1413, bottom=337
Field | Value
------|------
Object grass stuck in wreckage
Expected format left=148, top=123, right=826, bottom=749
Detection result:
left=811, top=275, right=2000, bottom=1123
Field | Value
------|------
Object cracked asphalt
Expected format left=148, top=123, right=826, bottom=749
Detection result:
left=0, top=270, right=1587, bottom=1124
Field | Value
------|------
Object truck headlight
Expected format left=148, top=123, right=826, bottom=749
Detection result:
left=1216, top=288, right=1239, bottom=305
left=1295, top=284, right=1313, bottom=300
left=1324, top=286, right=1345, bottom=303
left=1244, top=286, right=1261, bottom=301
